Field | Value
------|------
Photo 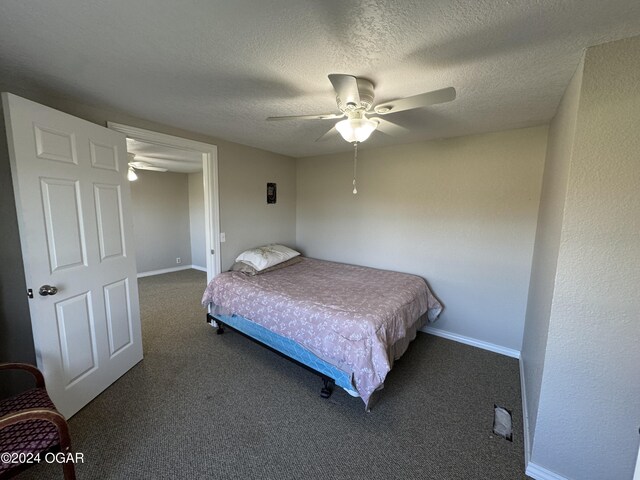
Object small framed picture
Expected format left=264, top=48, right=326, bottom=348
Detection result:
left=267, top=183, right=277, bottom=204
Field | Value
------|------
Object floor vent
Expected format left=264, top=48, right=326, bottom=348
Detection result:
left=493, top=405, right=513, bottom=441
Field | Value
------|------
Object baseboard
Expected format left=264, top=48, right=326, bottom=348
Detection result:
left=422, top=326, right=521, bottom=359
left=190, top=264, right=207, bottom=272
left=526, top=462, right=569, bottom=480
left=137, top=265, right=193, bottom=278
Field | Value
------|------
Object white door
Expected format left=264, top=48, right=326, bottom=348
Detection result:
left=3, top=93, right=143, bottom=418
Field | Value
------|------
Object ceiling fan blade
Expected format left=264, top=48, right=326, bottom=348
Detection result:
left=374, top=87, right=456, bottom=115
left=373, top=118, right=411, bottom=136
left=129, top=161, right=169, bottom=172
left=139, top=166, right=169, bottom=172
left=267, top=113, right=343, bottom=121
left=315, top=125, right=338, bottom=142
left=328, top=74, right=360, bottom=107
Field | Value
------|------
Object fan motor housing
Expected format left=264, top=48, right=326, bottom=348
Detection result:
left=337, top=78, right=375, bottom=112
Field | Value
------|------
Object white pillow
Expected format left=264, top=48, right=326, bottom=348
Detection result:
left=235, top=244, right=300, bottom=271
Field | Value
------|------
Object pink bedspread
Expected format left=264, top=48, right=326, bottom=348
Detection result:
left=201, top=257, right=443, bottom=406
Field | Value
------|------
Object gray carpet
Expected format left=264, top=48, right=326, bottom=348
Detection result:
left=19, top=269, right=527, bottom=479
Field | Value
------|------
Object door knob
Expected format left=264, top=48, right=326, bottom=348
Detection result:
left=39, top=285, right=58, bottom=296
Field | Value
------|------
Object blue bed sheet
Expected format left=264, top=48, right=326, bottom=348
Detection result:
left=211, top=313, right=358, bottom=396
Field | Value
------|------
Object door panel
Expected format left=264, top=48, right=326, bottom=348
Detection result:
left=55, top=292, right=97, bottom=385
left=3, top=92, right=143, bottom=418
left=41, top=178, right=87, bottom=271
left=34, top=125, right=77, bottom=164
left=104, top=278, right=133, bottom=356
left=89, top=140, right=119, bottom=171
left=94, top=184, right=125, bottom=260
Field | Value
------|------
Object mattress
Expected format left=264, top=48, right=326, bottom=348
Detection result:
left=202, top=257, right=443, bottom=407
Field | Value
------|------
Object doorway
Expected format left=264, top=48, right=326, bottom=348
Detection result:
left=107, top=123, right=221, bottom=283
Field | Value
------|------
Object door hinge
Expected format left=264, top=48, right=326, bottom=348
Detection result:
left=27, top=288, right=33, bottom=299
left=211, top=249, right=215, bottom=254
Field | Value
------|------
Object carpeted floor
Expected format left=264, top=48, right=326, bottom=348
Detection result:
left=19, top=269, right=527, bottom=479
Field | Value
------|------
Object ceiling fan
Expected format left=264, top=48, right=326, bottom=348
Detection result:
left=127, top=152, right=168, bottom=181
left=267, top=74, right=456, bottom=143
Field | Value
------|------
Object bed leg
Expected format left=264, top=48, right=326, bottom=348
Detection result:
left=207, top=316, right=226, bottom=335
left=320, top=378, right=334, bottom=398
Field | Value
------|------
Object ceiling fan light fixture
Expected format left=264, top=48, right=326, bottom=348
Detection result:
left=335, top=117, right=377, bottom=143
left=127, top=167, right=138, bottom=181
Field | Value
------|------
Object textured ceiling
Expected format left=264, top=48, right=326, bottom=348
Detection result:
left=1, top=1, right=639, bottom=158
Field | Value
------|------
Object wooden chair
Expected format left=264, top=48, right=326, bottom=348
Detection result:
left=0, top=363, right=76, bottom=479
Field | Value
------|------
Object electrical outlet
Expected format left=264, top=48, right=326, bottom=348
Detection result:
left=176, top=257, right=181, bottom=264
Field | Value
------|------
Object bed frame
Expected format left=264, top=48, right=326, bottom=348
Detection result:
left=206, top=313, right=338, bottom=398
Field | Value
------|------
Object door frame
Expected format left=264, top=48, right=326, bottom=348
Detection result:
left=107, top=122, right=221, bottom=281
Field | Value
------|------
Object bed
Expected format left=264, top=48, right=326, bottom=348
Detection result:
left=201, top=253, right=443, bottom=409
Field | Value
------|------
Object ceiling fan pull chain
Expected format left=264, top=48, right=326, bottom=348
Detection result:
left=352, top=141, right=358, bottom=195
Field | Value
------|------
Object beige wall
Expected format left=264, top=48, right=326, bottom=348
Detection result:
left=521, top=57, right=583, bottom=446
left=218, top=141, right=297, bottom=270
left=130, top=170, right=192, bottom=273
left=297, top=126, right=548, bottom=352
left=524, top=36, right=640, bottom=479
